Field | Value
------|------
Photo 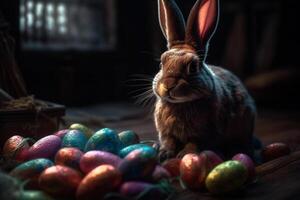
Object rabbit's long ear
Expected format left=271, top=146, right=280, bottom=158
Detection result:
left=185, top=0, right=219, bottom=52
left=158, top=0, right=186, bottom=48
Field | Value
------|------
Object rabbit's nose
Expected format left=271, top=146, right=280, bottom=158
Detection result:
left=157, top=78, right=177, bottom=97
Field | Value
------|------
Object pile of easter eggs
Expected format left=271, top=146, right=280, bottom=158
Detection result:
left=2, top=124, right=171, bottom=200
left=2, top=123, right=292, bottom=199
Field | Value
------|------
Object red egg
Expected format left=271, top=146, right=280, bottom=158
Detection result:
left=2, top=135, right=29, bottom=162
left=39, top=165, right=82, bottom=198
left=152, top=165, right=171, bottom=182
left=80, top=151, right=122, bottom=174
left=180, top=153, right=206, bottom=189
left=232, top=153, right=255, bottom=181
left=53, top=129, right=69, bottom=138
left=162, top=158, right=181, bottom=177
left=261, top=142, right=291, bottom=162
left=27, top=135, right=61, bottom=160
left=198, top=150, right=223, bottom=172
left=55, top=148, right=83, bottom=170
left=76, top=165, right=122, bottom=200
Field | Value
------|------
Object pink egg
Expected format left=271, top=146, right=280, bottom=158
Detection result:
left=54, top=129, right=69, bottom=138
left=261, top=142, right=291, bottom=162
left=80, top=151, right=122, bottom=174
left=152, top=165, right=171, bottom=182
left=27, top=135, right=61, bottom=160
left=232, top=153, right=255, bottom=181
left=198, top=150, right=223, bottom=172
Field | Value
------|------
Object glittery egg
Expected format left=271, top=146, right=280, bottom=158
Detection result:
left=152, top=165, right=171, bottom=182
left=53, top=129, right=69, bottom=139
left=232, top=153, right=255, bottom=181
left=27, top=136, right=61, bottom=160
left=69, top=123, right=94, bottom=138
left=84, top=128, right=122, bottom=154
left=199, top=150, right=223, bottom=171
left=55, top=147, right=83, bottom=170
left=119, top=144, right=156, bottom=158
left=205, top=160, right=248, bottom=194
left=76, top=164, right=122, bottom=200
left=61, top=130, right=88, bottom=151
left=118, top=130, right=140, bottom=147
left=10, top=158, right=54, bottom=181
left=180, top=153, right=207, bottom=189
left=118, top=149, right=157, bottom=181
left=261, top=142, right=291, bottom=162
left=2, top=135, right=29, bottom=162
left=120, top=181, right=153, bottom=197
left=39, top=165, right=83, bottom=198
left=18, top=190, right=55, bottom=200
left=162, top=158, right=181, bottom=177
left=80, top=150, right=122, bottom=174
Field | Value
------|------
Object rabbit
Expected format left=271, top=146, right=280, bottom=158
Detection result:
left=153, top=0, right=256, bottom=161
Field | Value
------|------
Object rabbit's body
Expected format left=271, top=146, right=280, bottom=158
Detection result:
left=154, top=0, right=256, bottom=160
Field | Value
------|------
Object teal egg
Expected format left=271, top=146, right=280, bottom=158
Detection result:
left=119, top=144, right=157, bottom=158
left=118, top=130, right=140, bottom=147
left=62, top=130, right=88, bottom=151
left=17, top=191, right=54, bottom=200
left=10, top=158, right=54, bottom=181
left=84, top=128, right=122, bottom=154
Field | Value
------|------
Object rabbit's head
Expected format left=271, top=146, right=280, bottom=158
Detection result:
left=153, top=0, right=219, bottom=103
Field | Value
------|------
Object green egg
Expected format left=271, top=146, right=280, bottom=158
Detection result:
left=205, top=160, right=248, bottom=194
left=17, top=191, right=54, bottom=200
left=118, top=130, right=140, bottom=147
left=119, top=144, right=157, bottom=158
left=69, top=123, right=94, bottom=138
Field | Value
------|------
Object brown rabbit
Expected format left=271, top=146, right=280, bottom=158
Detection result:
left=154, top=0, right=256, bottom=161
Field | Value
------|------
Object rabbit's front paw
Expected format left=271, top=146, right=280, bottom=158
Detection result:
left=159, top=149, right=176, bottom=162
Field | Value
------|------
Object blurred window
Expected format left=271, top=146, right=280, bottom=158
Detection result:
left=20, top=0, right=116, bottom=50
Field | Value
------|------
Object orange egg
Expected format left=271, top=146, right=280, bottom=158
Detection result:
left=76, top=164, right=122, bottom=200
left=55, top=148, right=83, bottom=170
left=39, top=165, right=82, bottom=198
left=2, top=135, right=29, bottom=162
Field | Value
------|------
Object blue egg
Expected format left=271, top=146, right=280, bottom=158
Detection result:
left=119, top=144, right=157, bottom=158
left=84, top=128, right=122, bottom=154
left=118, top=130, right=140, bottom=147
left=62, top=130, right=88, bottom=151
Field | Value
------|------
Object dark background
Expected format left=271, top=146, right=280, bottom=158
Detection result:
left=1, top=0, right=300, bottom=107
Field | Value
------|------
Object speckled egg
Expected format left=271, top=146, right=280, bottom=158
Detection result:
left=261, top=142, right=291, bottom=162
left=119, top=144, right=156, bottom=158
left=27, top=135, right=61, bottom=160
left=232, top=153, right=255, bottom=181
left=118, top=130, right=140, bottom=147
left=84, top=128, right=122, bottom=154
left=61, top=130, right=88, bottom=151
left=10, top=158, right=54, bottom=181
left=205, top=160, right=248, bottom=194
left=76, top=164, right=122, bottom=200
left=80, top=150, right=122, bottom=174
left=69, top=123, right=94, bottom=138
left=152, top=165, right=171, bottom=182
left=55, top=148, right=83, bottom=170
left=18, top=190, right=55, bottom=200
left=199, top=150, right=223, bottom=171
left=53, top=129, right=69, bottom=139
left=162, top=158, right=181, bottom=177
left=39, top=165, right=83, bottom=198
left=2, top=135, right=29, bottom=162
left=118, top=149, right=157, bottom=181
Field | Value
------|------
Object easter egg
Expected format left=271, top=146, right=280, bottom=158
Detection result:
left=152, top=165, right=171, bottom=182
left=80, top=150, right=122, bottom=174
left=199, top=150, right=223, bottom=171
left=70, top=123, right=93, bottom=138
left=84, top=128, right=122, bottom=154
left=162, top=158, right=181, bottom=177
left=118, top=149, right=157, bottom=181
left=180, top=153, right=206, bottom=189
left=120, top=182, right=166, bottom=199
left=53, top=129, right=69, bottom=138
left=62, top=130, right=88, bottom=151
left=39, top=165, right=82, bottom=198
left=10, top=158, right=54, bottom=181
left=17, top=190, right=55, bottom=200
left=205, top=160, right=248, bottom=194
left=119, top=144, right=156, bottom=158
left=2, top=135, right=29, bottom=162
left=118, top=130, right=140, bottom=147
left=261, top=142, right=291, bottom=162
left=27, top=135, right=61, bottom=160
left=76, top=164, right=122, bottom=200
left=55, top=148, right=83, bottom=170
left=232, top=153, right=255, bottom=181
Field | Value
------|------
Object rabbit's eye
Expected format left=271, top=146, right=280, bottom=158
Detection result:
left=188, top=62, right=199, bottom=74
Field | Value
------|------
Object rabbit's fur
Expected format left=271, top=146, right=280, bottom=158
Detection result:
left=154, top=0, right=256, bottom=160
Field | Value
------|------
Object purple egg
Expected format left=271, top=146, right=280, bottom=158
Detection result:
left=54, top=129, right=69, bottom=138
left=152, top=165, right=171, bottom=182
left=120, top=181, right=153, bottom=197
left=27, top=135, right=61, bottom=160
left=232, top=153, right=255, bottom=181
left=80, top=151, right=122, bottom=174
